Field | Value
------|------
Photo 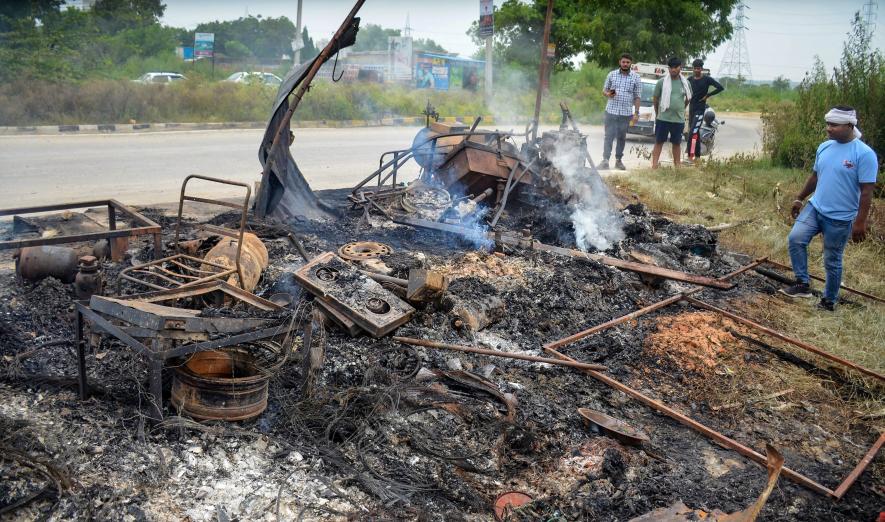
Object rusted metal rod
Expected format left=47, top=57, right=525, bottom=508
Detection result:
left=360, top=271, right=408, bottom=287
left=682, top=296, right=885, bottom=383
left=832, top=431, right=885, bottom=499
left=544, top=291, right=698, bottom=351
left=394, top=336, right=607, bottom=372
left=764, top=259, right=884, bottom=304
left=716, top=257, right=767, bottom=282
left=542, top=345, right=835, bottom=497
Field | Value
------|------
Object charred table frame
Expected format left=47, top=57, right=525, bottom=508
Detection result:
left=542, top=258, right=884, bottom=499
left=74, top=295, right=292, bottom=421
left=0, top=199, right=163, bottom=261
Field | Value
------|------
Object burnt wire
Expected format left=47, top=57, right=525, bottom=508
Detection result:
left=331, top=41, right=344, bottom=82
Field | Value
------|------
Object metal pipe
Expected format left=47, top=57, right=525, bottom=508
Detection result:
left=471, top=188, right=495, bottom=204
left=393, top=336, right=607, bottom=371
left=764, top=259, right=884, bottom=304
left=359, top=271, right=408, bottom=287
left=542, top=344, right=835, bottom=497
left=543, top=291, right=697, bottom=351
left=833, top=431, right=885, bottom=499
left=682, top=296, right=885, bottom=383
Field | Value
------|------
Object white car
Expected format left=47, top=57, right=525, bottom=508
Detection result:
left=133, top=72, right=187, bottom=84
left=224, top=72, right=283, bottom=86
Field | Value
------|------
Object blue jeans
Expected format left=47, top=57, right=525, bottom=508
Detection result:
left=787, top=204, right=852, bottom=301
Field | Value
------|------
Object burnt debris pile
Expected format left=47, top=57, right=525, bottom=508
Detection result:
left=1, top=170, right=882, bottom=521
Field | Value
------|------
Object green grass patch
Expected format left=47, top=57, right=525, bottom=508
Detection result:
left=610, top=157, right=884, bottom=376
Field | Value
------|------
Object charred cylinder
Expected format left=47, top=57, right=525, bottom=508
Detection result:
left=15, top=246, right=79, bottom=284
left=471, top=188, right=495, bottom=204
left=447, top=295, right=506, bottom=332
left=200, top=232, right=269, bottom=292
left=74, top=255, right=103, bottom=300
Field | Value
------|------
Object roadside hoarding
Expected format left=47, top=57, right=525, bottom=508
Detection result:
left=194, top=32, right=215, bottom=58
left=479, top=0, right=494, bottom=38
left=415, top=55, right=449, bottom=91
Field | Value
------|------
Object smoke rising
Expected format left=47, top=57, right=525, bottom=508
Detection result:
left=547, top=137, right=624, bottom=251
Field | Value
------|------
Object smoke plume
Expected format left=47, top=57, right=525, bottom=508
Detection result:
left=547, top=137, right=624, bottom=251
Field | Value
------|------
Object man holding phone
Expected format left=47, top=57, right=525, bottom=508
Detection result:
left=600, top=53, right=642, bottom=171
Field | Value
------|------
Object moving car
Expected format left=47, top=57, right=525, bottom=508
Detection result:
left=223, top=72, right=283, bottom=86
left=133, top=72, right=187, bottom=84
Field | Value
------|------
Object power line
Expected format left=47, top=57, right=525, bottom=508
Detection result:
left=719, top=2, right=753, bottom=82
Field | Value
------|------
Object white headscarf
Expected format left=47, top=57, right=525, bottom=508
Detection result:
left=659, top=74, right=692, bottom=113
left=825, top=108, right=862, bottom=139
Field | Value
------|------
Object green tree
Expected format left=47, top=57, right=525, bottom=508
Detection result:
left=771, top=75, right=791, bottom=91
left=299, top=27, right=319, bottom=61
left=0, top=0, right=63, bottom=31
left=763, top=15, right=884, bottom=172
left=91, top=0, right=165, bottom=33
left=193, top=16, right=296, bottom=61
left=352, top=23, right=399, bottom=52
left=472, top=0, right=736, bottom=70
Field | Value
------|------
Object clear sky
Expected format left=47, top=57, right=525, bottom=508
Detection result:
left=160, top=0, right=884, bottom=81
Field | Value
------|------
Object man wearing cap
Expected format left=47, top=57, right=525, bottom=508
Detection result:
left=651, top=57, right=692, bottom=169
left=780, top=106, right=878, bottom=311
left=600, top=53, right=642, bottom=171
left=686, top=59, right=724, bottom=160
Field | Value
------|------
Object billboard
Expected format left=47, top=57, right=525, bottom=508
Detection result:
left=388, top=36, right=413, bottom=80
left=194, top=32, right=215, bottom=58
left=415, top=55, right=449, bottom=91
left=479, top=0, right=494, bottom=38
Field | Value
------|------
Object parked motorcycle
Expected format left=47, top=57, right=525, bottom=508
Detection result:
left=686, top=106, right=723, bottom=158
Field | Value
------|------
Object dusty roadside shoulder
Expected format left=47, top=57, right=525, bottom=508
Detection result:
left=0, top=116, right=493, bottom=136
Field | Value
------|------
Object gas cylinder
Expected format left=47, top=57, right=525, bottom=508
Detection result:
left=74, top=255, right=103, bottom=300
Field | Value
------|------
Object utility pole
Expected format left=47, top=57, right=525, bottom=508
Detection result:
left=862, top=0, right=878, bottom=43
left=294, top=0, right=303, bottom=64
left=531, top=0, right=554, bottom=142
left=718, top=2, right=752, bottom=86
left=485, top=37, right=493, bottom=102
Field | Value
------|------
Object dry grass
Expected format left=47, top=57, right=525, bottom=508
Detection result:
left=611, top=157, right=885, bottom=380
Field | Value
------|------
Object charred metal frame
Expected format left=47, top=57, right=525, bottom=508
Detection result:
left=119, top=175, right=251, bottom=291
left=0, top=199, right=163, bottom=261
left=541, top=258, right=883, bottom=498
left=75, top=295, right=292, bottom=421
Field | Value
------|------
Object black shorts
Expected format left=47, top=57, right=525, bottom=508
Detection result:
left=655, top=120, right=684, bottom=144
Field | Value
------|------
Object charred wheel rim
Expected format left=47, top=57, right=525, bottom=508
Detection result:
left=338, top=241, right=392, bottom=261
left=170, top=342, right=282, bottom=422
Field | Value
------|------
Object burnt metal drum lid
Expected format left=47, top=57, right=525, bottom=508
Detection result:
left=577, top=407, right=650, bottom=446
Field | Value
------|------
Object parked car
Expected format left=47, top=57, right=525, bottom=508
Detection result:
left=133, top=72, right=187, bottom=84
left=224, top=72, right=283, bottom=86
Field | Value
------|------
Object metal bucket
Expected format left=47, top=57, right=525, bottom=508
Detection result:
left=171, top=344, right=277, bottom=421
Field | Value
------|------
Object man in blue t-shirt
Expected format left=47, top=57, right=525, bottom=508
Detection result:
left=780, top=106, right=878, bottom=310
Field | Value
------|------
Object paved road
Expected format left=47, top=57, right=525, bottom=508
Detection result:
left=0, top=117, right=761, bottom=209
